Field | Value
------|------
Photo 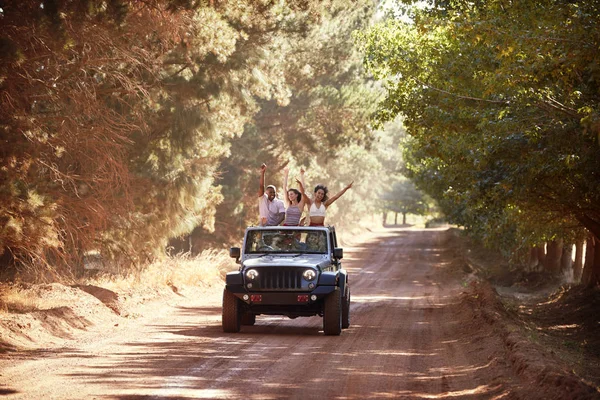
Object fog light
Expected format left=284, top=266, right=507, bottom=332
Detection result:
left=242, top=294, right=249, bottom=301
left=310, top=295, right=317, bottom=301
left=247, top=283, right=253, bottom=289
left=308, top=283, right=315, bottom=289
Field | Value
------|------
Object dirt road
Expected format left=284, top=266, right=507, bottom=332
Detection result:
left=0, top=228, right=594, bottom=399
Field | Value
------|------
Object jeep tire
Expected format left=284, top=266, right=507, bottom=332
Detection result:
left=342, top=287, right=351, bottom=329
left=323, top=287, right=342, bottom=335
left=222, top=289, right=241, bottom=333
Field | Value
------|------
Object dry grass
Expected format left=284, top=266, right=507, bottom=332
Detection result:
left=0, top=289, right=39, bottom=313
left=88, top=249, right=234, bottom=296
left=0, top=249, right=235, bottom=314
left=0, top=285, right=71, bottom=313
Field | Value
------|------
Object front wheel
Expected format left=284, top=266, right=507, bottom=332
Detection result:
left=222, top=289, right=241, bottom=333
left=323, top=288, right=342, bottom=336
left=342, top=287, right=350, bottom=329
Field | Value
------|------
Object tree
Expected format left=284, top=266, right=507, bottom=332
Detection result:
left=382, top=180, right=428, bottom=225
left=0, top=0, right=335, bottom=275
left=356, top=0, right=600, bottom=283
left=196, top=0, right=381, bottom=247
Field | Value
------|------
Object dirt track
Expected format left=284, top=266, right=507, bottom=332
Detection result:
left=1, top=228, right=597, bottom=399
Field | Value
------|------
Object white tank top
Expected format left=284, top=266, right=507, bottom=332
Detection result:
left=309, top=202, right=326, bottom=217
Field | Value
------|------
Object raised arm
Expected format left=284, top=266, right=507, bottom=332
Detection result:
left=295, top=177, right=307, bottom=210
left=324, top=181, right=354, bottom=207
left=259, top=163, right=267, bottom=197
left=299, top=168, right=312, bottom=207
left=283, top=167, right=290, bottom=207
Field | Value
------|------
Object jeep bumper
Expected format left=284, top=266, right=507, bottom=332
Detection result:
left=225, top=284, right=337, bottom=305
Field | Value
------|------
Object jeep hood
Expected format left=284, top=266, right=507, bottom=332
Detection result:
left=242, top=255, right=328, bottom=270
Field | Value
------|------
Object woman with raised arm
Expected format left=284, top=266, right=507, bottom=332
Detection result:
left=300, top=168, right=353, bottom=226
left=282, top=167, right=307, bottom=226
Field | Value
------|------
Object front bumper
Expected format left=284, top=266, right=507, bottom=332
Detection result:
left=225, top=284, right=337, bottom=306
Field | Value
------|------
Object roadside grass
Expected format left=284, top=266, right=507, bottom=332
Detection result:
left=88, top=249, right=234, bottom=296
left=0, top=287, right=67, bottom=313
left=0, top=249, right=235, bottom=314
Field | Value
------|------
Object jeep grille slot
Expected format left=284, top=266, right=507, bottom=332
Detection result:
left=260, top=268, right=303, bottom=290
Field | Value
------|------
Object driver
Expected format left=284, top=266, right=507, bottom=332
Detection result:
left=306, top=232, right=326, bottom=252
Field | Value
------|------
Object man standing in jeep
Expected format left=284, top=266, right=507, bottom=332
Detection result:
left=258, top=163, right=285, bottom=226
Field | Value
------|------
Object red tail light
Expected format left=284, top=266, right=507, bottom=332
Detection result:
left=250, top=294, right=262, bottom=302
left=297, top=295, right=309, bottom=302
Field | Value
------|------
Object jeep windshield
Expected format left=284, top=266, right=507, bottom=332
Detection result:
left=245, top=229, right=328, bottom=254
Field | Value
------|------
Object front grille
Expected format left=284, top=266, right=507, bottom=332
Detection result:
left=259, top=267, right=303, bottom=290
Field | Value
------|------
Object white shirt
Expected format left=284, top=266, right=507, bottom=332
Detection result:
left=258, top=193, right=285, bottom=226
left=309, top=202, right=327, bottom=217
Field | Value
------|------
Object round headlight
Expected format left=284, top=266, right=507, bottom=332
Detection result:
left=246, top=269, right=259, bottom=280
left=303, top=269, right=317, bottom=281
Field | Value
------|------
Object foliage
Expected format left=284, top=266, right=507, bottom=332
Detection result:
left=357, top=0, right=600, bottom=254
left=198, top=0, right=381, bottom=246
left=383, top=179, right=429, bottom=217
left=2, top=0, right=402, bottom=278
left=0, top=0, right=328, bottom=273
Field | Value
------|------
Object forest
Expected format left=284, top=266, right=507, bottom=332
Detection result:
left=1, top=0, right=600, bottom=288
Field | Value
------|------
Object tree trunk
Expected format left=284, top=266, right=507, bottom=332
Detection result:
left=536, top=244, right=547, bottom=269
left=402, top=212, right=407, bottom=225
left=528, top=246, right=539, bottom=271
left=0, top=248, right=17, bottom=281
left=545, top=240, right=563, bottom=274
left=382, top=211, right=387, bottom=226
left=577, top=214, right=600, bottom=244
left=585, top=236, right=600, bottom=289
left=560, top=243, right=573, bottom=280
left=581, top=233, right=596, bottom=287
left=394, top=213, right=398, bottom=225
left=573, top=238, right=585, bottom=283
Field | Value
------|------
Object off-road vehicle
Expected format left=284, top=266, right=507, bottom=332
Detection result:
left=222, top=225, right=350, bottom=335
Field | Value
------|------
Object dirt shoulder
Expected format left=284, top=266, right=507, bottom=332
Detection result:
left=0, top=277, right=222, bottom=354
left=446, top=229, right=600, bottom=394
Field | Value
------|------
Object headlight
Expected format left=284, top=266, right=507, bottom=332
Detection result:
left=303, top=269, right=317, bottom=281
left=246, top=269, right=259, bottom=280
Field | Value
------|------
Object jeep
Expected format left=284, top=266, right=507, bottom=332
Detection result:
left=222, top=226, right=350, bottom=335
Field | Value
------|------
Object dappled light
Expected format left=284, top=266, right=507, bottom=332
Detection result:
left=544, top=324, right=580, bottom=332
left=2, top=223, right=598, bottom=399
left=353, top=295, right=432, bottom=302
left=6, top=230, right=519, bottom=398
left=408, top=385, right=503, bottom=399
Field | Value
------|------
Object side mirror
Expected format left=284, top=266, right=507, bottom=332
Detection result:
left=229, top=247, right=241, bottom=262
left=333, top=247, right=343, bottom=259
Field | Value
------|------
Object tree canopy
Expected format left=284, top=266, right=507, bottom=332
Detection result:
left=357, top=0, right=600, bottom=254
left=2, top=0, right=403, bottom=278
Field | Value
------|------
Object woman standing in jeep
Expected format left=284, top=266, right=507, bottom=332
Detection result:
left=300, top=168, right=353, bottom=226
left=282, top=167, right=307, bottom=226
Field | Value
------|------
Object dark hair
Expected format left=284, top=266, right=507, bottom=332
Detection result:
left=314, top=184, right=329, bottom=202
left=288, top=188, right=302, bottom=202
